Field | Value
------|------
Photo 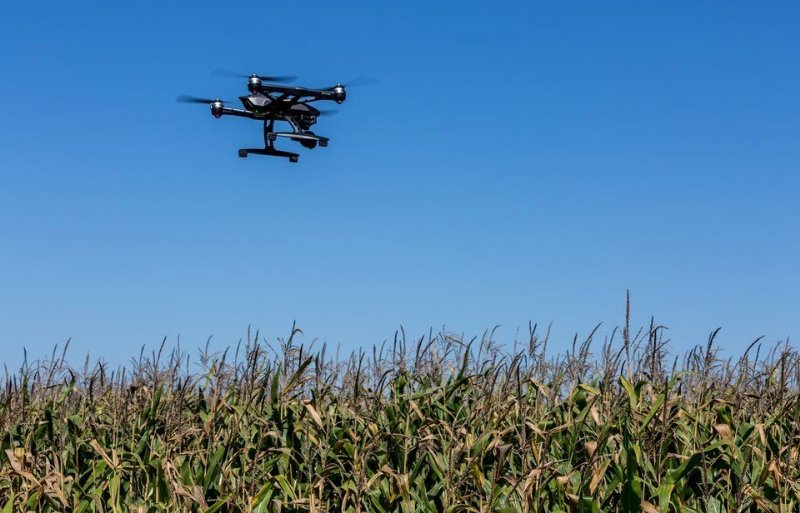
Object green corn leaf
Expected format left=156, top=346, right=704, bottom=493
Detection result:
left=1, top=495, right=13, bottom=513
left=619, top=376, right=638, bottom=411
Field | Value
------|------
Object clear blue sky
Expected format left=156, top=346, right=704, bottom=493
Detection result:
left=1, top=2, right=798, bottom=367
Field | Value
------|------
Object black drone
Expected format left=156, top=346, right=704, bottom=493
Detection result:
left=178, top=70, right=364, bottom=162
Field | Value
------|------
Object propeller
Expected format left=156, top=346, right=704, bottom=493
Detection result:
left=176, top=95, right=230, bottom=104
left=325, top=75, right=378, bottom=90
left=212, top=69, right=297, bottom=83
left=316, top=108, right=340, bottom=117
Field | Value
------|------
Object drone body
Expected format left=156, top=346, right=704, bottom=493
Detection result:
left=179, top=71, right=352, bottom=162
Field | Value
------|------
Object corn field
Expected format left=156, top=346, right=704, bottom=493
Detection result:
left=2, top=318, right=799, bottom=513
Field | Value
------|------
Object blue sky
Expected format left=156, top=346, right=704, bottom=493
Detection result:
left=1, top=2, right=798, bottom=367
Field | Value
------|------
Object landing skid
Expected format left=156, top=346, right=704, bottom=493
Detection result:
left=238, top=147, right=300, bottom=162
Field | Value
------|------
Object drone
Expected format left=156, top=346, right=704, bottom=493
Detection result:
left=178, top=70, right=366, bottom=162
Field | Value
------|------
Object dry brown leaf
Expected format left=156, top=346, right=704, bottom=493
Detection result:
left=590, top=405, right=602, bottom=426
left=89, top=440, right=117, bottom=469
left=522, top=467, right=543, bottom=495
left=589, top=460, right=610, bottom=494
left=585, top=440, right=598, bottom=458
left=769, top=459, right=782, bottom=487
left=756, top=423, right=767, bottom=446
left=5, top=449, right=24, bottom=473
left=641, top=500, right=660, bottom=513
left=4, top=449, right=41, bottom=486
left=409, top=400, right=424, bottom=419
left=302, top=400, right=324, bottom=429
left=530, top=440, right=541, bottom=465
left=714, top=424, right=733, bottom=440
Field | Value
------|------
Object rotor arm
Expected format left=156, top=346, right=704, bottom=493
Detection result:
left=217, top=107, right=256, bottom=119
left=256, top=84, right=342, bottom=103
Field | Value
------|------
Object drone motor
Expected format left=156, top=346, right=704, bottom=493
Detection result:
left=247, top=75, right=262, bottom=93
left=332, top=85, right=346, bottom=104
left=211, top=99, right=224, bottom=118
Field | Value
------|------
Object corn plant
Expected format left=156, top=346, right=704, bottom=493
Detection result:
left=2, top=319, right=799, bottom=512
